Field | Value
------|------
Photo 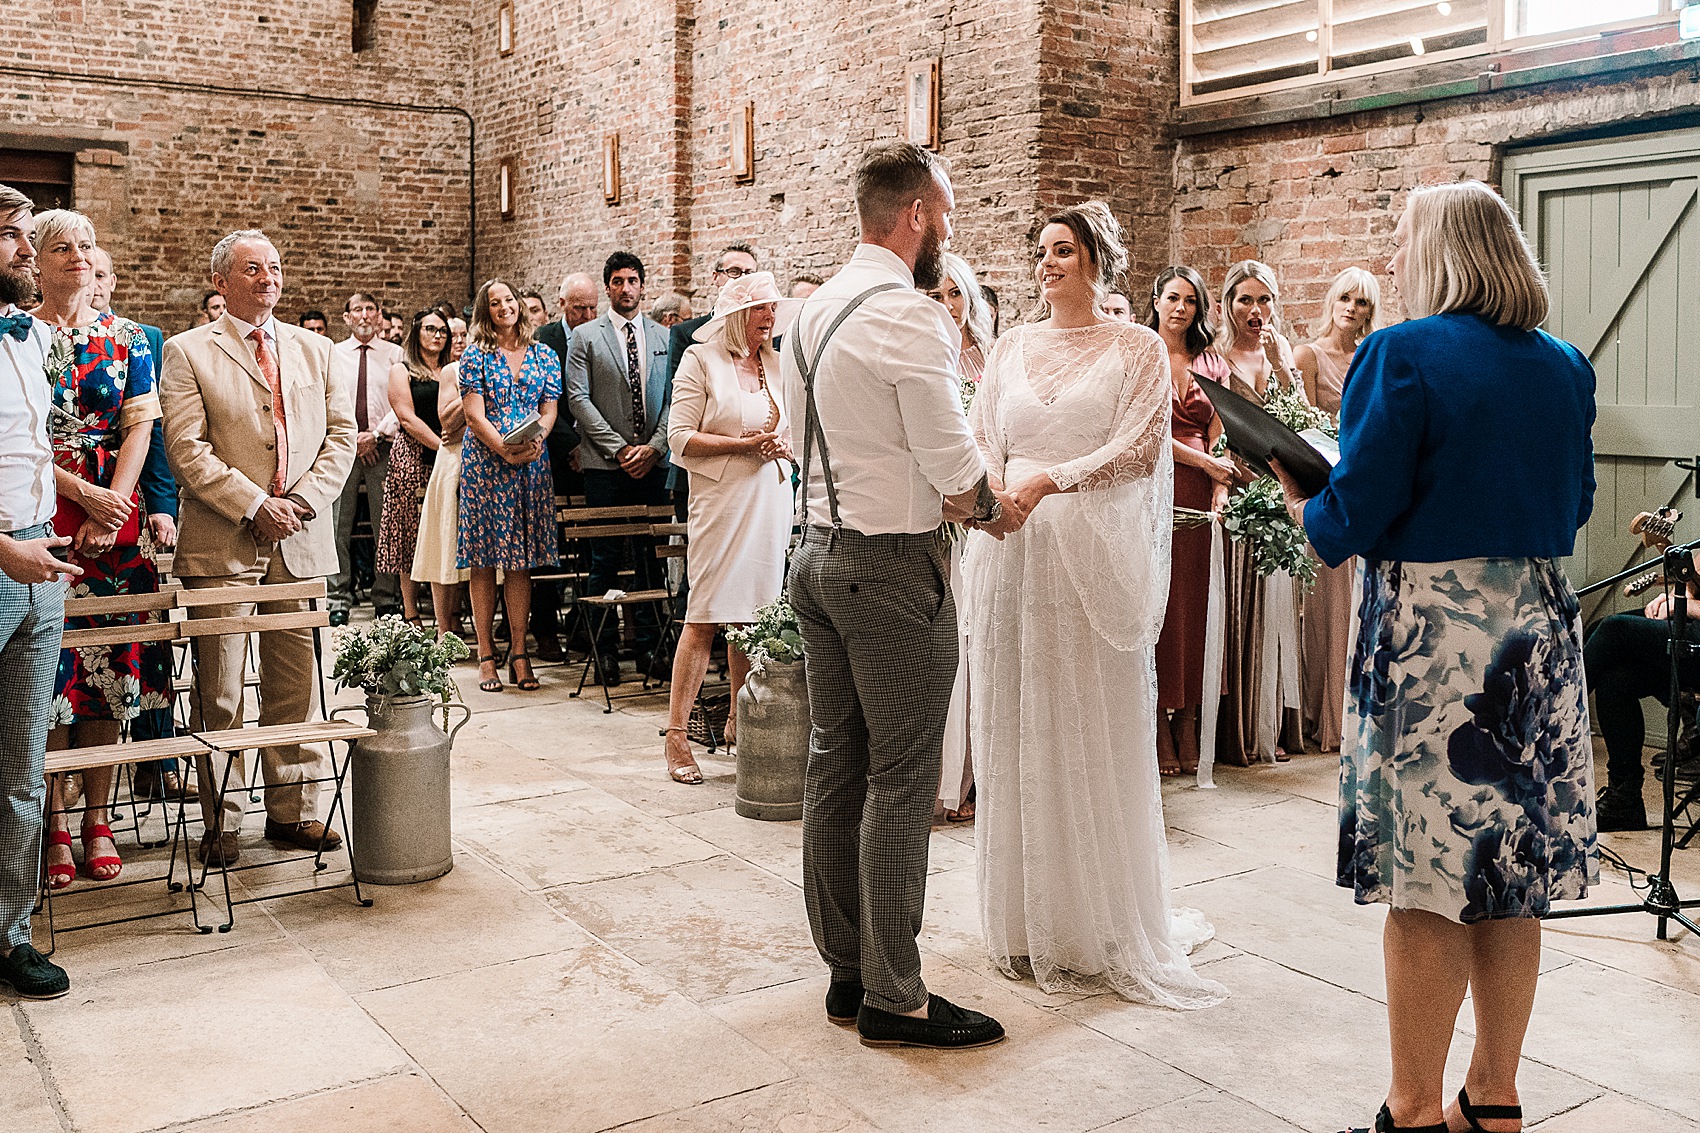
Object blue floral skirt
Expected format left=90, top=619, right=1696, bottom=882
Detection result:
left=1339, top=557, right=1598, bottom=923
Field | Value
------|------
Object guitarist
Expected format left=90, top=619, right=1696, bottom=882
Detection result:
left=1584, top=530, right=1700, bottom=831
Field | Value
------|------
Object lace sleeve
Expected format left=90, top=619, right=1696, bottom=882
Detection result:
left=1046, top=327, right=1170, bottom=492
left=970, top=332, right=1011, bottom=482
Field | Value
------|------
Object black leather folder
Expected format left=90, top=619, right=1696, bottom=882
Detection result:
left=1193, top=374, right=1335, bottom=498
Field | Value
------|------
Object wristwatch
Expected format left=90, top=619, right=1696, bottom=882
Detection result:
left=971, top=477, right=1001, bottom=525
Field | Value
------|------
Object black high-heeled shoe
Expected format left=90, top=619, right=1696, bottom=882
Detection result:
left=477, top=655, right=503, bottom=693
left=1456, top=1087, right=1521, bottom=1132
left=1341, top=1104, right=1449, bottom=1133
left=508, top=653, right=541, bottom=691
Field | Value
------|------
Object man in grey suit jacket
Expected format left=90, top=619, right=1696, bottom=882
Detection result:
left=566, top=251, right=673, bottom=684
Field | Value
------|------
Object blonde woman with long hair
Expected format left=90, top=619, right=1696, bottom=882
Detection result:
left=1218, top=259, right=1306, bottom=764
left=1295, top=267, right=1380, bottom=752
left=1274, top=181, right=1596, bottom=1133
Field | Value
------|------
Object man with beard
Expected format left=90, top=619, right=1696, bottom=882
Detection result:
left=565, top=252, right=673, bottom=684
left=777, top=143, right=1022, bottom=1049
left=0, top=184, right=82, bottom=1000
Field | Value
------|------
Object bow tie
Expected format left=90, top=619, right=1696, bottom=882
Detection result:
left=0, top=311, right=31, bottom=342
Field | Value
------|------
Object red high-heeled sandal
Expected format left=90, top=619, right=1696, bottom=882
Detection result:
left=81, top=823, right=122, bottom=882
left=46, top=830, right=75, bottom=891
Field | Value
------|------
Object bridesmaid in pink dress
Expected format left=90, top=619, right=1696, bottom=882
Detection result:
left=1147, top=267, right=1237, bottom=775
left=1294, top=267, right=1380, bottom=751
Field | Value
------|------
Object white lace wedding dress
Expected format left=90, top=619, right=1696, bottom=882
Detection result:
left=963, top=320, right=1228, bottom=1009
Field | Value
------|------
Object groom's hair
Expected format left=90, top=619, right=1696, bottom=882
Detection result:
left=855, top=143, right=946, bottom=237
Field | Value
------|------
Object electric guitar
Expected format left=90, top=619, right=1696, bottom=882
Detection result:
left=1623, top=507, right=1683, bottom=597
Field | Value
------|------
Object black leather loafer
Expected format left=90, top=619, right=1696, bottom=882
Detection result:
left=825, top=980, right=863, bottom=1026
left=857, top=994, right=1006, bottom=1049
left=0, top=944, right=70, bottom=1000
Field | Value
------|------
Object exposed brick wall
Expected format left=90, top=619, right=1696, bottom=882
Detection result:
left=6, top=0, right=1693, bottom=350
left=475, top=0, right=1050, bottom=325
left=1172, top=62, right=1700, bottom=340
left=0, top=0, right=472, bottom=334
left=1037, top=0, right=1181, bottom=299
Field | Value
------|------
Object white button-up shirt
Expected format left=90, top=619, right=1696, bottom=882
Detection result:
left=330, top=333, right=403, bottom=436
left=226, top=311, right=279, bottom=356
left=0, top=305, right=57, bottom=530
left=609, top=308, right=646, bottom=375
left=778, top=243, right=985, bottom=535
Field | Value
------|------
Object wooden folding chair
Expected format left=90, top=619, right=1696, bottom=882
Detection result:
left=36, top=593, right=220, bottom=946
left=175, top=579, right=374, bottom=931
left=558, top=504, right=677, bottom=711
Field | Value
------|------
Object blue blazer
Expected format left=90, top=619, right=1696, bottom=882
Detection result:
left=132, top=320, right=178, bottom=519
left=1303, top=312, right=1595, bottom=567
left=565, top=312, right=673, bottom=473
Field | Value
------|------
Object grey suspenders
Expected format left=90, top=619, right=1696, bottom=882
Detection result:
left=791, top=283, right=900, bottom=547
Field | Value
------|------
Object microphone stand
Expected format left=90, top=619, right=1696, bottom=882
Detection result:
left=1552, top=539, right=1700, bottom=939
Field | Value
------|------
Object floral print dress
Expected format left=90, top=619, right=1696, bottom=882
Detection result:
left=1339, top=556, right=1598, bottom=922
left=456, top=341, right=561, bottom=571
left=46, top=312, right=173, bottom=736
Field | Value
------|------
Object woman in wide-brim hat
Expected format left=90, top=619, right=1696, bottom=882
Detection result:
left=659, top=271, right=801, bottom=783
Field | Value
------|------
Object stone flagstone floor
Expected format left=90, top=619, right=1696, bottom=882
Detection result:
left=5, top=660, right=1699, bottom=1133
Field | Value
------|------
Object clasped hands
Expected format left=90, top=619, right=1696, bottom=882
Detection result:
left=739, top=428, right=792, bottom=463
left=950, top=471, right=1058, bottom=541
left=71, top=480, right=135, bottom=557
left=252, top=495, right=313, bottom=543
left=616, top=443, right=660, bottom=478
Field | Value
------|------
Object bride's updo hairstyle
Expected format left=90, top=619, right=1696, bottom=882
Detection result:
left=1044, top=201, right=1129, bottom=304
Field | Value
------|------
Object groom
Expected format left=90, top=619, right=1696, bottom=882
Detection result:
left=780, top=142, right=1023, bottom=1049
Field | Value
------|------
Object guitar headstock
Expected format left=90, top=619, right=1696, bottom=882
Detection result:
left=1630, top=507, right=1682, bottom=552
left=1624, top=569, right=1664, bottom=598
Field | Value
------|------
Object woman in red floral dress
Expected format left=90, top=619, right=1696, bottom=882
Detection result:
left=31, top=210, right=169, bottom=890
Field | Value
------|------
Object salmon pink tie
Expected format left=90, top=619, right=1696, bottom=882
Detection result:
left=250, top=329, right=289, bottom=496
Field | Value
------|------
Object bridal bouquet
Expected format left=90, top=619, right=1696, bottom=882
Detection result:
left=1216, top=380, right=1335, bottom=588
left=1222, top=478, right=1317, bottom=586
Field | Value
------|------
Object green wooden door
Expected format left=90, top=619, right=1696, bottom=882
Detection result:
left=1504, top=129, right=1700, bottom=623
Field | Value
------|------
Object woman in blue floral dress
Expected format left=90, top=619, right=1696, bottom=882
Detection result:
left=31, top=210, right=170, bottom=890
left=457, top=279, right=560, bottom=693
left=1274, top=183, right=1596, bottom=1133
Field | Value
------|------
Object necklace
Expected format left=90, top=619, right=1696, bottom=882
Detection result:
left=752, top=351, right=780, bottom=431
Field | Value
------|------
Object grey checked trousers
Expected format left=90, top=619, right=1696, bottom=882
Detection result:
left=0, top=525, right=66, bottom=949
left=790, top=525, right=956, bottom=1014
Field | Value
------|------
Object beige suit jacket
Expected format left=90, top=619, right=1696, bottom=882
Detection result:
left=666, top=340, right=790, bottom=484
left=160, top=313, right=357, bottom=579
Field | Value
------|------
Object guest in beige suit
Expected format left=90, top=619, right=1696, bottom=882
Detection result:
left=159, top=229, right=357, bottom=866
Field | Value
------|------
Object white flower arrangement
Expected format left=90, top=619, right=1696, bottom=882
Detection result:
left=725, top=598, right=804, bottom=676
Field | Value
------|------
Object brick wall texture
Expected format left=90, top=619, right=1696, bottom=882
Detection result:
left=1174, top=62, right=1700, bottom=340
left=2, top=1, right=1696, bottom=342
left=1, top=0, right=471, bottom=333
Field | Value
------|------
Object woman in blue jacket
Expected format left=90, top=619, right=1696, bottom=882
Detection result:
left=1275, top=181, right=1597, bottom=1133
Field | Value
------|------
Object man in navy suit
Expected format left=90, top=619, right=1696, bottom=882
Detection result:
left=566, top=252, right=673, bottom=685
left=530, top=271, right=597, bottom=660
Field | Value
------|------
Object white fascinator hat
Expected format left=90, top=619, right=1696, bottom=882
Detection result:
left=693, top=270, right=804, bottom=344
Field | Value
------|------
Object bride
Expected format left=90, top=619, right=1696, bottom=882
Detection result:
left=963, top=202, right=1227, bottom=1009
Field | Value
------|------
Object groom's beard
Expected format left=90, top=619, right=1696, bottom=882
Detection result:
left=912, top=222, right=945, bottom=292
left=0, top=264, right=35, bottom=307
